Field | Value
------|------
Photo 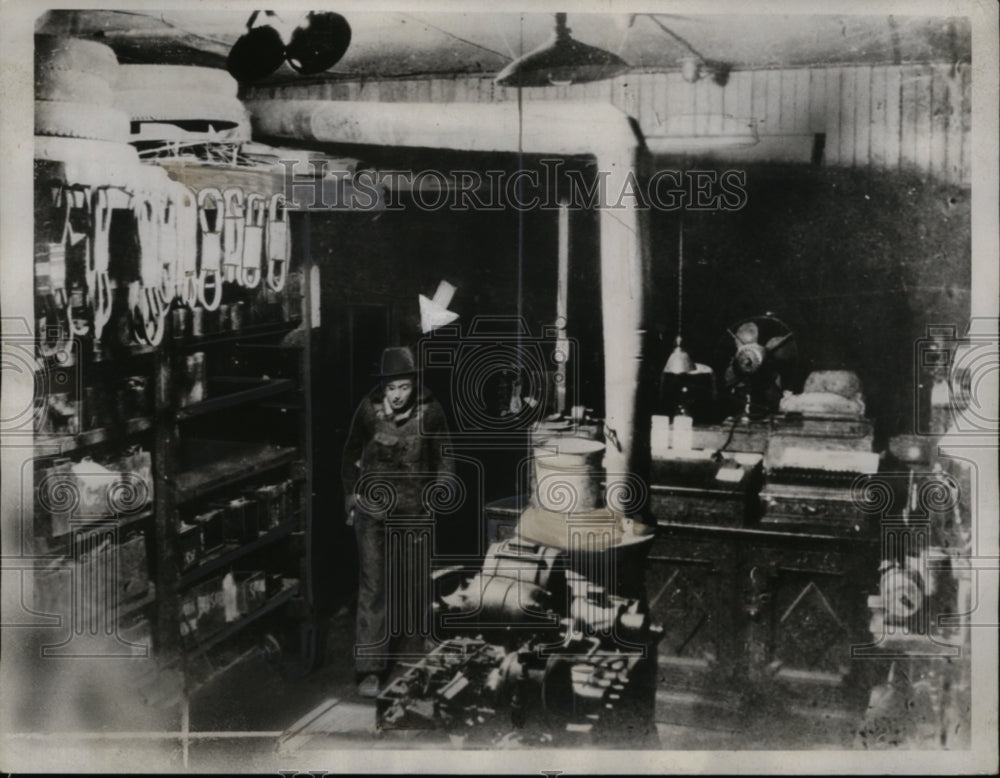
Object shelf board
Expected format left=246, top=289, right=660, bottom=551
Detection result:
left=175, top=441, right=300, bottom=503
left=44, top=508, right=155, bottom=555
left=188, top=581, right=300, bottom=657
left=179, top=519, right=299, bottom=587
left=179, top=320, right=300, bottom=350
left=37, top=417, right=154, bottom=455
left=255, top=400, right=305, bottom=412
left=175, top=378, right=294, bottom=421
left=116, top=587, right=158, bottom=620
left=236, top=342, right=304, bottom=351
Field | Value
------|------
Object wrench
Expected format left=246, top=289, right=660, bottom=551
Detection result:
left=241, top=192, right=266, bottom=289
left=62, top=184, right=93, bottom=338
left=130, top=192, right=166, bottom=347
left=90, top=187, right=114, bottom=340
left=222, top=187, right=245, bottom=285
left=155, top=185, right=177, bottom=309
left=37, top=184, right=73, bottom=358
left=174, top=182, right=200, bottom=308
left=197, top=187, right=224, bottom=311
left=266, top=192, right=289, bottom=292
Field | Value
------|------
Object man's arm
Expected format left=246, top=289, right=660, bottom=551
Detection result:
left=424, top=400, right=455, bottom=480
left=342, top=397, right=371, bottom=513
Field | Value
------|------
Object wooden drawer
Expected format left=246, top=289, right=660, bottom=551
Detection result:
left=760, top=486, right=873, bottom=537
left=651, top=487, right=746, bottom=527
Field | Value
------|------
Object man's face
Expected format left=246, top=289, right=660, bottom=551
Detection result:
left=384, top=378, right=415, bottom=412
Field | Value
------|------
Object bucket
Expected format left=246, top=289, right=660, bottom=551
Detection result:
left=529, top=419, right=603, bottom=447
left=532, top=437, right=606, bottom=513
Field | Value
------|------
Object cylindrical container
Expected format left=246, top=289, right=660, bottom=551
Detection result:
left=532, top=437, right=606, bottom=513
left=190, top=306, right=204, bottom=338
left=672, top=411, right=693, bottom=451
left=231, top=301, right=244, bottom=331
left=650, top=415, right=671, bottom=458
left=217, top=303, right=231, bottom=332
left=171, top=306, right=190, bottom=340
left=121, top=376, right=150, bottom=420
left=179, top=352, right=206, bottom=407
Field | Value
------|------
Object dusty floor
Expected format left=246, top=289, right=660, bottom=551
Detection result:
left=4, top=603, right=865, bottom=772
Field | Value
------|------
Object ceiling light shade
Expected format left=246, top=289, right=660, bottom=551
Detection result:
left=227, top=11, right=286, bottom=82
left=494, top=13, right=629, bottom=87
left=286, top=12, right=352, bottom=75
left=679, top=56, right=701, bottom=84
left=665, top=336, right=697, bottom=374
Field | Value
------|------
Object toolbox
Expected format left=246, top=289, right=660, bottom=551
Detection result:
left=234, top=570, right=267, bottom=614
left=177, top=520, right=203, bottom=570
left=192, top=507, right=226, bottom=552
left=217, top=497, right=259, bottom=544
left=187, top=575, right=226, bottom=636
left=250, top=482, right=286, bottom=531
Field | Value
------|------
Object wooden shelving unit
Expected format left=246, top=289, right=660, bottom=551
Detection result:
left=30, top=159, right=317, bottom=722
left=188, top=581, right=301, bottom=658
left=179, top=518, right=299, bottom=587
left=173, top=442, right=300, bottom=502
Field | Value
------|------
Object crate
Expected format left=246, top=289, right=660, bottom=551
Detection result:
left=234, top=570, right=267, bottom=614
left=218, top=497, right=259, bottom=544
left=187, top=575, right=226, bottom=637
left=192, top=507, right=225, bottom=552
left=177, top=521, right=203, bottom=570
left=250, top=482, right=286, bottom=531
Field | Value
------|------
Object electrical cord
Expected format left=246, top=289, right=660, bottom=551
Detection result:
left=712, top=414, right=741, bottom=462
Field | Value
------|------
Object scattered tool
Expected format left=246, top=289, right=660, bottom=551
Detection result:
left=266, top=192, right=289, bottom=292
left=130, top=191, right=166, bottom=346
left=222, top=187, right=245, bottom=284
left=174, top=181, right=200, bottom=308
left=89, top=186, right=114, bottom=340
left=197, top=187, right=224, bottom=311
left=241, top=192, right=266, bottom=288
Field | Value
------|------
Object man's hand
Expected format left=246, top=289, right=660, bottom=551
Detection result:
left=344, top=494, right=357, bottom=526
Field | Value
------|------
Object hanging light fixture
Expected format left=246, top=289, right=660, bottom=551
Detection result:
left=285, top=12, right=352, bottom=75
left=227, top=10, right=352, bottom=82
left=664, top=214, right=696, bottom=375
left=494, top=13, right=629, bottom=87
left=643, top=14, right=732, bottom=87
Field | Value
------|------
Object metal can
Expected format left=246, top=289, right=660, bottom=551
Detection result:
left=171, top=306, right=189, bottom=340
left=190, top=306, right=204, bottom=338
left=231, top=301, right=245, bottom=332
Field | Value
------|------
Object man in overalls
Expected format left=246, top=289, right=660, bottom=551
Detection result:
left=342, top=346, right=453, bottom=697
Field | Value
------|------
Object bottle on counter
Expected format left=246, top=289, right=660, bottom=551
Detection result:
left=672, top=404, right=693, bottom=451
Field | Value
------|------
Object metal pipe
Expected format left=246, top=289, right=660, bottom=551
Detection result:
left=245, top=99, right=649, bottom=498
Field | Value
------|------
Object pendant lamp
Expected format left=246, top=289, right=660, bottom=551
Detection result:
left=494, top=13, right=629, bottom=87
left=664, top=215, right=696, bottom=374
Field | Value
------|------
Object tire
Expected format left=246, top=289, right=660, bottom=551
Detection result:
left=114, top=90, right=248, bottom=126
left=116, top=65, right=239, bottom=97
left=35, top=67, right=114, bottom=105
left=35, top=35, right=119, bottom=84
left=35, top=100, right=130, bottom=143
left=34, top=136, right=140, bottom=188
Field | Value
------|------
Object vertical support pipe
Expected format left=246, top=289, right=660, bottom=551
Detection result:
left=556, top=200, right=570, bottom=416
left=596, top=148, right=651, bottom=508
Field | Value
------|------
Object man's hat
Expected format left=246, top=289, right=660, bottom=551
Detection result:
left=376, top=346, right=417, bottom=379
